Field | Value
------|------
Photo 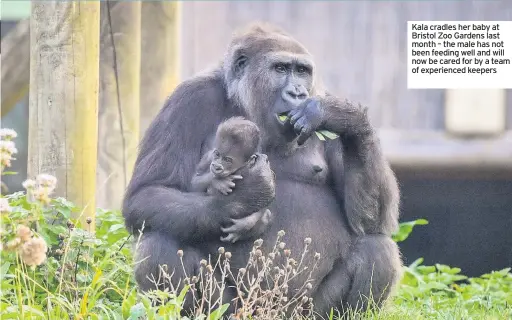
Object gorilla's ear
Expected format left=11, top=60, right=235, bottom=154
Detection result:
left=233, top=55, right=248, bottom=76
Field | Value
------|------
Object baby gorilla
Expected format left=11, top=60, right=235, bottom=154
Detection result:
left=190, top=116, right=260, bottom=195
left=190, top=116, right=272, bottom=243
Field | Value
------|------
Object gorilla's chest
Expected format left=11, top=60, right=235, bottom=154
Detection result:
left=268, top=139, right=329, bottom=185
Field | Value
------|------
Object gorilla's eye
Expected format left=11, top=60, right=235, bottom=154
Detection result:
left=274, top=64, right=287, bottom=73
left=223, top=157, right=233, bottom=164
left=297, top=66, right=308, bottom=74
left=213, top=150, right=220, bottom=158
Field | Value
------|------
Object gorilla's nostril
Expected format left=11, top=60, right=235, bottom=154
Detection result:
left=286, top=90, right=298, bottom=99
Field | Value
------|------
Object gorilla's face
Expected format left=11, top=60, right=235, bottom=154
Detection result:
left=210, top=147, right=247, bottom=178
left=224, top=28, right=317, bottom=142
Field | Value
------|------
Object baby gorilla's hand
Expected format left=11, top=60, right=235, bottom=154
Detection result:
left=220, top=209, right=272, bottom=243
left=211, top=175, right=243, bottom=195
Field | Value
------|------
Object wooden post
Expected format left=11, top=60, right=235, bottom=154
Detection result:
left=28, top=2, right=100, bottom=230
left=140, top=1, right=181, bottom=138
left=96, top=1, right=141, bottom=210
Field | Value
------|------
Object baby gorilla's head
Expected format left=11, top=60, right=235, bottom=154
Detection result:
left=211, top=117, right=261, bottom=178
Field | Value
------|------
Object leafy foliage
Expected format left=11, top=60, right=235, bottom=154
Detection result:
left=1, top=191, right=134, bottom=319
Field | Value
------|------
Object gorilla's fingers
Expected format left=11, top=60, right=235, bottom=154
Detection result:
left=297, top=117, right=308, bottom=130
left=220, top=233, right=240, bottom=243
left=293, top=119, right=303, bottom=135
left=289, top=108, right=303, bottom=124
left=297, top=126, right=312, bottom=145
left=231, top=175, right=243, bottom=181
left=221, top=224, right=240, bottom=234
left=220, top=185, right=232, bottom=194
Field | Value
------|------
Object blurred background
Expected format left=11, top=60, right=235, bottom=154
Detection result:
left=1, top=1, right=511, bottom=277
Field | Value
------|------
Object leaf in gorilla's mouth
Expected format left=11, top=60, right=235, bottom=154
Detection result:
left=276, top=114, right=339, bottom=141
left=278, top=114, right=289, bottom=123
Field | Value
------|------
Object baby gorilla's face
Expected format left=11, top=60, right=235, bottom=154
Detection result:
left=210, top=148, right=247, bottom=178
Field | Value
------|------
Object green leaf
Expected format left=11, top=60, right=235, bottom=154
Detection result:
left=392, top=219, right=429, bottom=242
left=318, top=130, right=339, bottom=139
left=141, top=296, right=156, bottom=320
left=278, top=114, right=288, bottom=122
left=315, top=131, right=326, bottom=141
left=122, top=288, right=138, bottom=319
left=129, top=303, right=146, bottom=320
left=208, top=303, right=230, bottom=320
left=0, top=262, right=11, bottom=280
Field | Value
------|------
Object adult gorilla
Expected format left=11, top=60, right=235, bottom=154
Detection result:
left=122, top=23, right=401, bottom=316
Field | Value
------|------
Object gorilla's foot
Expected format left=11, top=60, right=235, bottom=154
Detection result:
left=311, top=234, right=402, bottom=318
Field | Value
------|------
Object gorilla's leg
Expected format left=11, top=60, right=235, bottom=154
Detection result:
left=133, top=231, right=203, bottom=311
left=312, top=235, right=402, bottom=317
left=133, top=231, right=239, bottom=315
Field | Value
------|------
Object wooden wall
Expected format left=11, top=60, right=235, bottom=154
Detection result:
left=180, top=0, right=512, bottom=132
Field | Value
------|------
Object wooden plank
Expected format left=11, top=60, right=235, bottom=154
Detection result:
left=379, top=129, right=512, bottom=170
left=28, top=1, right=100, bottom=229
left=96, top=1, right=141, bottom=210
left=139, top=1, right=181, bottom=137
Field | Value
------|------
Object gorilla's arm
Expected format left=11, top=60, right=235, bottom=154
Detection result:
left=122, top=74, right=234, bottom=242
left=322, top=97, right=400, bottom=237
left=190, top=151, right=215, bottom=193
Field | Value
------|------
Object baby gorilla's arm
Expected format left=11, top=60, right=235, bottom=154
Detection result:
left=220, top=208, right=272, bottom=243
left=190, top=150, right=216, bottom=193
left=190, top=171, right=215, bottom=193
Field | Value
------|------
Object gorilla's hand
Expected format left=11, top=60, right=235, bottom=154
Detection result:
left=218, top=153, right=276, bottom=221
left=211, top=175, right=244, bottom=195
left=220, top=209, right=272, bottom=243
left=288, top=98, right=325, bottom=145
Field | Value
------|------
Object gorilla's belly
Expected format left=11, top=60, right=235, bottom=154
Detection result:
left=269, top=179, right=353, bottom=263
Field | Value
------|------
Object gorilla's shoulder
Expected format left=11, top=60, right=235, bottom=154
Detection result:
left=162, top=66, right=228, bottom=115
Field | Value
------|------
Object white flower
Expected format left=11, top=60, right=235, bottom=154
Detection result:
left=36, top=174, right=57, bottom=189
left=0, top=128, right=17, bottom=140
left=0, top=198, right=12, bottom=214
left=22, top=179, right=36, bottom=190
left=0, top=140, right=17, bottom=155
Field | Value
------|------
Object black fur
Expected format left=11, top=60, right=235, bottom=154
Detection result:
left=122, top=22, right=402, bottom=318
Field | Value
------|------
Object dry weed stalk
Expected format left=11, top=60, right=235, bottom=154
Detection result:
left=145, top=230, right=322, bottom=319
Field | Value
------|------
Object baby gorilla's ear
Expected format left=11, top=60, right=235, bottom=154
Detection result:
left=247, top=154, right=258, bottom=168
